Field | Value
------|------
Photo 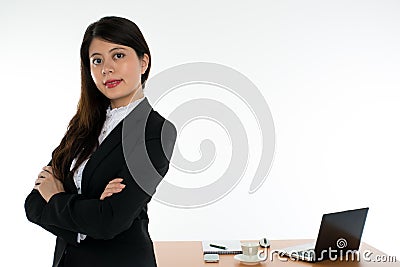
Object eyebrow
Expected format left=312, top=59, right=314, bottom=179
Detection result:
left=90, top=47, right=127, bottom=58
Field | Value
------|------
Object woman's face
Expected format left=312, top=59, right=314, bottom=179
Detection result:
left=89, top=38, right=149, bottom=108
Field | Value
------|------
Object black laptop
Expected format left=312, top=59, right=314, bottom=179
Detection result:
left=280, top=207, right=369, bottom=262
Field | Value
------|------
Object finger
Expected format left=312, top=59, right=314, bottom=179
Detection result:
left=105, top=183, right=125, bottom=189
left=103, top=186, right=124, bottom=194
left=100, top=187, right=124, bottom=199
left=106, top=183, right=126, bottom=190
left=108, top=178, right=124, bottom=184
left=103, top=187, right=123, bottom=195
left=100, top=192, right=114, bottom=200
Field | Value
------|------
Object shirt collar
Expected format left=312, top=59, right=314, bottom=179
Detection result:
left=106, top=96, right=146, bottom=119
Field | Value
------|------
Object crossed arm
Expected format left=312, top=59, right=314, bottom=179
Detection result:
left=25, top=160, right=167, bottom=242
left=34, top=165, right=124, bottom=202
left=25, top=166, right=133, bottom=245
left=25, top=139, right=174, bottom=244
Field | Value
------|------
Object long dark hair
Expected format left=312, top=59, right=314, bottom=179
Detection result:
left=52, top=16, right=151, bottom=182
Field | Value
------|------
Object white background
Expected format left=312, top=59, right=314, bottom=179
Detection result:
left=1, top=0, right=399, bottom=266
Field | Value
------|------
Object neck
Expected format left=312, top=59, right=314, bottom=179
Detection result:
left=110, top=87, right=144, bottom=109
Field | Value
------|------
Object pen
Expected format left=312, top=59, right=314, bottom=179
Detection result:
left=209, top=243, right=227, bottom=250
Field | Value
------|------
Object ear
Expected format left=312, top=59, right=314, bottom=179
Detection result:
left=141, top=53, right=149, bottom=74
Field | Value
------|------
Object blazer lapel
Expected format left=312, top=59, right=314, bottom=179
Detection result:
left=81, top=121, right=123, bottom=192
left=81, top=98, right=152, bottom=192
left=64, top=170, right=78, bottom=194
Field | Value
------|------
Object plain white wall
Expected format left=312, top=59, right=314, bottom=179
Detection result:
left=1, top=0, right=399, bottom=266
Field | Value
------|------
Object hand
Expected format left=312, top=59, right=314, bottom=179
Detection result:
left=100, top=178, right=126, bottom=200
left=34, top=166, right=65, bottom=202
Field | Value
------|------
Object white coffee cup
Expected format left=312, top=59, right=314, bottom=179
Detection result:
left=241, top=242, right=264, bottom=261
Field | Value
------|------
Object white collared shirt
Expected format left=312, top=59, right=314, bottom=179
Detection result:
left=70, top=96, right=145, bottom=243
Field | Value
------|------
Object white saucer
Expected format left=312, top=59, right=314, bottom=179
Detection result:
left=234, top=254, right=265, bottom=265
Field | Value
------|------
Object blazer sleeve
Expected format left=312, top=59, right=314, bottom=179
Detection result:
left=36, top=126, right=176, bottom=240
left=25, top=189, right=79, bottom=245
left=24, top=156, right=79, bottom=245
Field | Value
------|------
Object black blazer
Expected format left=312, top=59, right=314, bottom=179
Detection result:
left=25, top=98, right=177, bottom=267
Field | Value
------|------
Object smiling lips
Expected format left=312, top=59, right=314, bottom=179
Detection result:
left=104, top=79, right=122, bottom=88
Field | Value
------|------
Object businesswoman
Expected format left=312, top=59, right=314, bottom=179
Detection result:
left=24, top=16, right=177, bottom=267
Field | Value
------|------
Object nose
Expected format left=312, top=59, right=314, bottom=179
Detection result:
left=102, top=61, right=114, bottom=75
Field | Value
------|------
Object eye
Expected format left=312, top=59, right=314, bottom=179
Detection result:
left=114, top=53, right=125, bottom=59
left=92, top=58, right=102, bottom=65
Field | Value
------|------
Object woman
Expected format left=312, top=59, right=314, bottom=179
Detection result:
left=24, top=16, right=177, bottom=267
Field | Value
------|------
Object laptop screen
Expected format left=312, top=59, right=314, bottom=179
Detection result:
left=314, top=207, right=369, bottom=261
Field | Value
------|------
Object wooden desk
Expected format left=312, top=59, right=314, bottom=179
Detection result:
left=154, top=240, right=399, bottom=266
